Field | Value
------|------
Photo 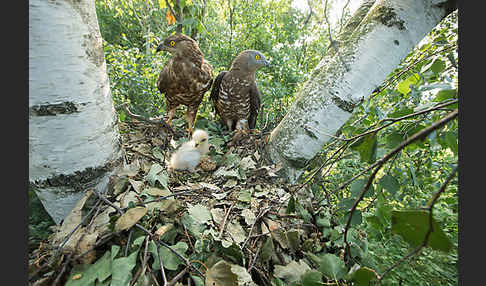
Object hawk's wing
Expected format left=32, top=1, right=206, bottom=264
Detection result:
left=157, top=61, right=172, bottom=95
left=209, top=71, right=228, bottom=116
left=248, top=81, right=261, bottom=130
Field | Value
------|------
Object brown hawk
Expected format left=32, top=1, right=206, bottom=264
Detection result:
left=210, top=50, right=269, bottom=131
left=156, top=33, right=213, bottom=134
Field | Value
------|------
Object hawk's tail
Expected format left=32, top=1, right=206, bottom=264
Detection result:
left=209, top=71, right=227, bottom=115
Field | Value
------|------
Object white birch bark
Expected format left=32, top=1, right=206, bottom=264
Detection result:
left=265, top=0, right=455, bottom=183
left=29, top=0, right=122, bottom=224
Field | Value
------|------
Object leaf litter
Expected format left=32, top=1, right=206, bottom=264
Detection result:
left=29, top=119, right=367, bottom=286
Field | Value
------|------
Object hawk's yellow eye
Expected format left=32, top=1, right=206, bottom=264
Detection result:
left=255, top=54, right=260, bottom=60
left=170, top=41, right=175, bottom=46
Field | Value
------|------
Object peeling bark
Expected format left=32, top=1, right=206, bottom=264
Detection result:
left=265, top=0, right=456, bottom=183
left=29, top=0, right=122, bottom=223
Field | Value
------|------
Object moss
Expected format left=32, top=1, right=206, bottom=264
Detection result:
left=29, top=101, right=85, bottom=116
left=372, top=6, right=406, bottom=30
left=30, top=157, right=122, bottom=192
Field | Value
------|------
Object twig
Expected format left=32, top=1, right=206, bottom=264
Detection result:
left=167, top=266, right=190, bottom=286
left=182, top=223, right=195, bottom=251
left=56, top=198, right=102, bottom=254
left=156, top=240, right=168, bottom=286
left=52, top=254, right=72, bottom=286
left=141, top=236, right=150, bottom=275
left=242, top=207, right=271, bottom=250
left=125, top=229, right=134, bottom=256
left=116, top=102, right=174, bottom=134
left=377, top=166, right=458, bottom=284
left=140, top=189, right=200, bottom=206
left=248, top=243, right=262, bottom=272
left=218, top=202, right=236, bottom=239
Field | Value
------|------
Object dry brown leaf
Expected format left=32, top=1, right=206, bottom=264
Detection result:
left=144, top=187, right=171, bottom=197
left=52, top=191, right=92, bottom=246
left=114, top=207, right=147, bottom=232
left=129, top=179, right=144, bottom=193
left=154, top=223, right=174, bottom=240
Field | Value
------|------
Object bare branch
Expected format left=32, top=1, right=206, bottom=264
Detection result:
left=116, top=103, right=175, bottom=135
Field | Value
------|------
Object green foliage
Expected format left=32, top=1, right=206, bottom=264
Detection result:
left=28, top=187, right=55, bottom=251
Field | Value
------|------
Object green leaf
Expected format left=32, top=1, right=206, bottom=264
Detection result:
left=443, top=131, right=458, bottom=155
left=237, top=190, right=252, bottom=203
left=397, top=74, right=419, bottom=95
left=150, top=241, right=188, bottom=271
left=152, top=147, right=165, bottom=161
left=409, top=165, right=418, bottom=187
left=378, top=175, right=400, bottom=196
left=296, top=200, right=312, bottom=222
left=145, top=164, right=168, bottom=187
left=287, top=195, right=296, bottom=214
left=316, top=216, right=331, bottom=229
left=430, top=59, right=446, bottom=74
left=386, top=132, right=404, bottom=149
left=274, top=260, right=311, bottom=283
left=300, top=270, right=323, bottom=286
left=433, top=89, right=456, bottom=102
left=351, top=133, right=377, bottom=164
left=343, top=210, right=362, bottom=227
left=219, top=242, right=245, bottom=266
left=191, top=275, right=205, bottom=286
left=260, top=236, right=275, bottom=262
left=350, top=179, right=374, bottom=198
left=391, top=210, right=453, bottom=252
left=181, top=212, right=206, bottom=239
left=111, top=249, right=139, bottom=286
left=119, top=110, right=126, bottom=122
left=351, top=267, right=378, bottom=286
left=187, top=204, right=212, bottom=224
left=388, top=107, right=414, bottom=118
left=318, top=253, right=347, bottom=280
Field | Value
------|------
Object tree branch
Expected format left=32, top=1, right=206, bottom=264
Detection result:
left=335, top=109, right=457, bottom=193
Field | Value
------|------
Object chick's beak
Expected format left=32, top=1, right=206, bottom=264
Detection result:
left=194, top=141, right=200, bottom=148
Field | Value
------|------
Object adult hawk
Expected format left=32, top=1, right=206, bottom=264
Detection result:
left=156, top=33, right=213, bottom=134
left=210, top=50, right=269, bottom=131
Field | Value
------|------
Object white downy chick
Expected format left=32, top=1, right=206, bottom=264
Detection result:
left=169, top=129, right=210, bottom=172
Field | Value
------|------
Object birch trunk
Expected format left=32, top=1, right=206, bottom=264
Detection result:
left=265, top=0, right=456, bottom=183
left=29, top=0, right=122, bottom=224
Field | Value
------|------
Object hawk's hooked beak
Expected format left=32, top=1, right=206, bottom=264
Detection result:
left=263, top=60, right=270, bottom=68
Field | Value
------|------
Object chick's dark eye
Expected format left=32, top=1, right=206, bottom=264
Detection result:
left=201, top=138, right=207, bottom=142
